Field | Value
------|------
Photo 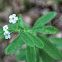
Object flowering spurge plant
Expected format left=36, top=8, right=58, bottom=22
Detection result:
left=0, top=12, right=62, bottom=62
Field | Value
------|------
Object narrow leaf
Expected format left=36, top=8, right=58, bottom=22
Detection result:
left=33, top=26, right=58, bottom=34
left=40, top=50, right=55, bottom=62
left=38, top=35, right=62, bottom=60
left=20, top=32, right=44, bottom=48
left=19, top=32, right=35, bottom=47
left=27, top=33, right=44, bottom=48
left=5, top=36, right=24, bottom=54
left=33, top=12, right=56, bottom=28
left=17, top=14, right=24, bottom=28
left=26, top=45, right=36, bottom=62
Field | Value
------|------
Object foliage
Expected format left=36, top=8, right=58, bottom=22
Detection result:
left=0, top=12, right=62, bottom=62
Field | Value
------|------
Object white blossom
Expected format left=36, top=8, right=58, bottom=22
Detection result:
left=4, top=31, right=11, bottom=39
left=3, top=25, right=8, bottom=31
left=9, top=14, right=18, bottom=24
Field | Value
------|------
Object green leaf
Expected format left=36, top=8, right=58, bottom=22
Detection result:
left=5, top=36, right=25, bottom=54
left=38, top=35, right=62, bottom=60
left=40, top=50, right=55, bottom=62
left=27, top=33, right=44, bottom=48
left=36, top=47, right=40, bottom=62
left=17, top=14, right=24, bottom=28
left=20, top=32, right=44, bottom=48
left=23, top=24, right=31, bottom=30
left=33, top=12, right=56, bottom=28
left=32, top=26, right=58, bottom=34
left=49, top=37, right=62, bottom=50
left=16, top=48, right=26, bottom=60
left=19, top=32, right=35, bottom=47
left=26, top=45, right=36, bottom=62
left=8, top=24, right=17, bottom=33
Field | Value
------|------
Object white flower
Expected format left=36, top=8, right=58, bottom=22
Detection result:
left=3, top=25, right=8, bottom=31
left=9, top=14, right=18, bottom=24
left=4, top=31, right=11, bottom=39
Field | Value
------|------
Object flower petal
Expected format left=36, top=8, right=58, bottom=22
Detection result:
left=5, top=36, right=8, bottom=39
left=3, top=25, right=8, bottom=31
left=12, top=20, right=17, bottom=24
left=12, top=14, right=16, bottom=17
left=14, top=17, right=18, bottom=20
left=9, top=19, right=12, bottom=23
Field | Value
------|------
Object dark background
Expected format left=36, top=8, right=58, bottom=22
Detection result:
left=0, top=0, right=62, bottom=62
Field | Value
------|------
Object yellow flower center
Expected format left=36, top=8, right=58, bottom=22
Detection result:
left=12, top=18, right=14, bottom=20
left=6, top=34, right=8, bottom=36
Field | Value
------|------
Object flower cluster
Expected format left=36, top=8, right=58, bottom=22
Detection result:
left=3, top=25, right=11, bottom=39
left=3, top=14, right=18, bottom=39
